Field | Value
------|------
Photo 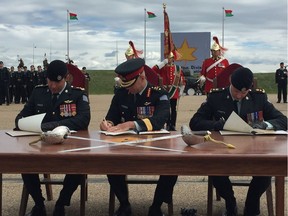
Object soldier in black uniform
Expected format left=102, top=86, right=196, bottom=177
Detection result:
left=15, top=60, right=91, bottom=216
left=190, top=67, right=287, bottom=216
left=100, top=58, right=178, bottom=216
left=0, top=61, right=10, bottom=105
left=13, top=66, right=27, bottom=104
left=25, top=65, right=36, bottom=99
left=275, top=62, right=287, bottom=103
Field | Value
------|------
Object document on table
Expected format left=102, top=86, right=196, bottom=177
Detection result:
left=220, top=111, right=288, bottom=135
left=6, top=113, right=45, bottom=137
left=99, top=129, right=170, bottom=136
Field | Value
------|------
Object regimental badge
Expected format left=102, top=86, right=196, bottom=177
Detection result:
left=137, top=106, right=155, bottom=119
left=60, top=103, right=77, bottom=117
left=247, top=111, right=264, bottom=126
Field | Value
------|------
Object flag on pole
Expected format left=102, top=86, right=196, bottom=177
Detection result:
left=163, top=6, right=181, bottom=60
left=69, top=12, right=78, bottom=20
left=147, top=11, right=156, bottom=18
left=224, top=10, right=233, bottom=17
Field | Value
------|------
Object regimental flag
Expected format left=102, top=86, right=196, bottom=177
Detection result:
left=163, top=8, right=181, bottom=60
left=147, top=11, right=156, bottom=18
left=69, top=12, right=78, bottom=20
left=225, top=10, right=233, bottom=17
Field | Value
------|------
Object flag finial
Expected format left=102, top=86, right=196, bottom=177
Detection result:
left=163, top=3, right=166, bottom=10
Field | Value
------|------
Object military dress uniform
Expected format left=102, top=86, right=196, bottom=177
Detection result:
left=105, top=83, right=178, bottom=209
left=153, top=62, right=186, bottom=131
left=275, top=65, right=287, bottom=103
left=0, top=64, right=10, bottom=105
left=106, top=84, right=177, bottom=208
left=15, top=82, right=90, bottom=214
left=190, top=87, right=287, bottom=215
left=201, top=57, right=229, bottom=94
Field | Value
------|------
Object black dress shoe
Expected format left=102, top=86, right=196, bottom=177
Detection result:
left=114, top=204, right=132, bottom=216
left=53, top=205, right=65, bottom=216
left=276, top=101, right=280, bottom=103
left=26, top=205, right=47, bottom=216
left=148, top=206, right=165, bottom=216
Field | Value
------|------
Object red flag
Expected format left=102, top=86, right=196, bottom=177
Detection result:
left=163, top=9, right=181, bottom=60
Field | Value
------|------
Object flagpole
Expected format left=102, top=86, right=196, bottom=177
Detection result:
left=67, top=9, right=70, bottom=62
left=144, top=8, right=147, bottom=60
left=222, top=7, right=225, bottom=48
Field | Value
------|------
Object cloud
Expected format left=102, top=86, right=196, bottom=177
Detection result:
left=0, top=0, right=286, bottom=72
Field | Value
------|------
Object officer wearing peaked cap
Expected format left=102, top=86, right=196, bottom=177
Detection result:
left=190, top=66, right=287, bottom=216
left=15, top=59, right=90, bottom=216
left=100, top=58, right=178, bottom=216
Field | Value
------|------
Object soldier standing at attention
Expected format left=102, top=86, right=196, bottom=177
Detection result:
left=152, top=52, right=186, bottom=131
left=275, top=62, right=287, bottom=103
left=0, top=61, right=11, bottom=105
left=199, top=36, right=229, bottom=94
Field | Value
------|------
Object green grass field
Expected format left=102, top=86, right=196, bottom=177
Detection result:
left=87, top=70, right=277, bottom=94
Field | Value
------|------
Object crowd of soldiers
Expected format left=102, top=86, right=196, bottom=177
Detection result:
left=0, top=59, right=48, bottom=105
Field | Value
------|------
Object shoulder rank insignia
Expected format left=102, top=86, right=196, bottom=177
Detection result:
left=35, top=84, right=48, bottom=88
left=209, top=88, right=225, bottom=93
left=253, top=88, right=265, bottom=93
left=71, top=86, right=85, bottom=91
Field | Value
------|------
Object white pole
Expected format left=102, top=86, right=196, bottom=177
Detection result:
left=144, top=8, right=147, bottom=60
left=222, top=7, right=225, bottom=47
left=67, top=10, right=69, bottom=62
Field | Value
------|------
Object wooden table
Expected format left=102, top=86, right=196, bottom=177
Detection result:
left=0, top=130, right=287, bottom=215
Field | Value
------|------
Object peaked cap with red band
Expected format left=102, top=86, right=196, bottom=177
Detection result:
left=115, top=58, right=145, bottom=88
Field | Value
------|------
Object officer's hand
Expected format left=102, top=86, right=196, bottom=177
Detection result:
left=41, top=122, right=58, bottom=132
left=252, top=121, right=267, bottom=130
left=213, top=118, right=225, bottom=131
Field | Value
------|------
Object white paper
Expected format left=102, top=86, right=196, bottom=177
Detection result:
left=223, top=111, right=253, bottom=133
left=222, top=111, right=288, bottom=135
left=18, top=113, right=46, bottom=133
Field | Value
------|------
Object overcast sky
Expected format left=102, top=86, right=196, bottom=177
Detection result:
left=0, top=0, right=287, bottom=72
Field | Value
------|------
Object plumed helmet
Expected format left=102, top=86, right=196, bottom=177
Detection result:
left=211, top=36, right=228, bottom=52
left=168, top=52, right=174, bottom=58
left=125, top=41, right=143, bottom=58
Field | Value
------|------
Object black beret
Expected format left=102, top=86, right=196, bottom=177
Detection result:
left=115, top=58, right=145, bottom=88
left=0, top=61, right=3, bottom=64
left=47, top=60, right=67, bottom=82
left=231, top=67, right=253, bottom=91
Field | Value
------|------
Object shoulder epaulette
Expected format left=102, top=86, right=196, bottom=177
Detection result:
left=71, top=86, right=85, bottom=91
left=35, top=84, right=48, bottom=88
left=151, top=86, right=162, bottom=91
left=209, top=88, right=225, bottom=93
left=253, top=88, right=265, bottom=94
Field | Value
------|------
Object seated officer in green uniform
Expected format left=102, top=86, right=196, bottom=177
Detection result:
left=100, top=58, right=178, bottom=216
left=15, top=60, right=91, bottom=216
left=190, top=66, right=287, bottom=216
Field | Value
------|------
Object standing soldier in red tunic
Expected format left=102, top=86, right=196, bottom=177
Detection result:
left=199, top=36, right=229, bottom=94
left=153, top=52, right=186, bottom=131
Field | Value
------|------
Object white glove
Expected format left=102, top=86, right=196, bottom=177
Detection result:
left=40, top=126, right=71, bottom=144
left=199, top=75, right=206, bottom=87
left=157, top=59, right=168, bottom=69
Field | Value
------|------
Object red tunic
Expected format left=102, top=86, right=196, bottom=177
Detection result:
left=201, top=57, right=229, bottom=93
left=153, top=64, right=185, bottom=99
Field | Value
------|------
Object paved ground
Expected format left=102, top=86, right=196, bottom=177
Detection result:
left=0, top=94, right=287, bottom=215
